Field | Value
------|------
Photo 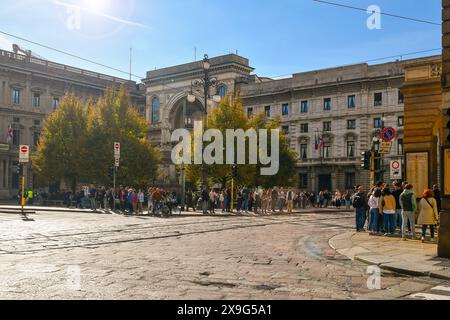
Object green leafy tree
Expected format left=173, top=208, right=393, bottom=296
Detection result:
left=186, top=94, right=297, bottom=188
left=32, top=94, right=89, bottom=193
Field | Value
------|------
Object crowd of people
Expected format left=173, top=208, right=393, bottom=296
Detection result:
left=352, top=181, right=442, bottom=243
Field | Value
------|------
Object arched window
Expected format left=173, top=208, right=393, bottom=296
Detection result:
left=151, top=97, right=160, bottom=123
left=218, top=85, right=227, bottom=98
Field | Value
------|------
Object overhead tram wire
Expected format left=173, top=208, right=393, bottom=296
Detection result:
left=0, top=29, right=146, bottom=80
left=312, top=0, right=441, bottom=26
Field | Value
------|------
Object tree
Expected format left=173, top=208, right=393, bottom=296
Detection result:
left=84, top=88, right=159, bottom=188
left=185, top=94, right=297, bottom=188
left=33, top=88, right=160, bottom=192
left=32, top=94, right=89, bottom=193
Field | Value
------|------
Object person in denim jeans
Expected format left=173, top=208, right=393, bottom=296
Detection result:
left=400, top=184, right=417, bottom=240
left=368, top=189, right=381, bottom=235
left=379, top=188, right=397, bottom=235
left=353, top=186, right=368, bottom=232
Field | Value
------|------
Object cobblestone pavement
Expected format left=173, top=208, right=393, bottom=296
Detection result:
left=0, top=210, right=446, bottom=300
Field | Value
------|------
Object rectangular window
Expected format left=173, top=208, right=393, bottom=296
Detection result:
left=33, top=93, right=41, bottom=108
left=34, top=120, right=40, bottom=126
left=282, top=103, right=289, bottom=116
left=300, top=144, right=308, bottom=160
left=300, top=123, right=309, bottom=133
left=300, top=100, right=308, bottom=113
left=345, top=173, right=356, bottom=190
left=13, top=117, right=20, bottom=123
left=323, top=121, right=332, bottom=132
left=52, top=97, right=59, bottom=111
left=398, top=139, right=404, bottom=156
left=348, top=95, right=356, bottom=109
left=299, top=173, right=308, bottom=189
left=12, top=130, right=20, bottom=146
left=374, top=118, right=382, bottom=128
left=398, top=116, right=404, bottom=127
left=347, top=120, right=356, bottom=130
left=247, top=108, right=253, bottom=117
left=323, top=143, right=331, bottom=158
left=347, top=141, right=355, bottom=158
left=12, top=89, right=20, bottom=104
left=282, top=126, right=289, bottom=135
left=265, top=106, right=271, bottom=118
left=374, top=92, right=383, bottom=106
left=398, top=90, right=404, bottom=104
left=324, top=98, right=332, bottom=111
left=33, top=132, right=40, bottom=147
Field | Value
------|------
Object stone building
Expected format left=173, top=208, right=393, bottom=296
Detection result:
left=0, top=47, right=145, bottom=199
left=145, top=53, right=438, bottom=193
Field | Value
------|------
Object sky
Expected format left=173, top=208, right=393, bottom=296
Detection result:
left=0, top=0, right=442, bottom=82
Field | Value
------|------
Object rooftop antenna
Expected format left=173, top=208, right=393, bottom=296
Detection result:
left=194, top=47, right=197, bottom=61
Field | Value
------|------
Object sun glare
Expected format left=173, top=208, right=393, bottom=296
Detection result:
left=82, top=0, right=110, bottom=13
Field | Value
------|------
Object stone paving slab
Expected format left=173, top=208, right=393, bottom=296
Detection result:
left=329, top=231, right=450, bottom=281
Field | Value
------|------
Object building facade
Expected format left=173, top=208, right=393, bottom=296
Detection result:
left=0, top=48, right=145, bottom=199
left=145, top=53, right=438, bottom=193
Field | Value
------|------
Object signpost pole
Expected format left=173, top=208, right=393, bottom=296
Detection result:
left=21, top=165, right=25, bottom=216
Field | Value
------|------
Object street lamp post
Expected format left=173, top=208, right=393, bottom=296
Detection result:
left=188, top=54, right=220, bottom=190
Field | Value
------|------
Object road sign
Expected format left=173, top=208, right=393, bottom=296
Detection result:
left=19, top=145, right=30, bottom=163
left=381, top=127, right=397, bottom=142
left=115, top=158, right=120, bottom=167
left=379, top=142, right=392, bottom=154
left=390, top=160, right=402, bottom=180
left=114, top=142, right=121, bottom=159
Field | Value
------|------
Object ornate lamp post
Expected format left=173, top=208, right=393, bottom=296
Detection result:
left=187, top=54, right=221, bottom=189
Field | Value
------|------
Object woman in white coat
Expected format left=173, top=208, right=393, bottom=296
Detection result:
left=417, top=189, right=439, bottom=243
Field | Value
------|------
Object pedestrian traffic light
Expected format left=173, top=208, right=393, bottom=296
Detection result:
left=361, top=151, right=371, bottom=170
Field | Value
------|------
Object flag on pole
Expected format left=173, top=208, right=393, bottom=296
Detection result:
left=6, top=125, right=13, bottom=144
left=314, top=133, right=319, bottom=151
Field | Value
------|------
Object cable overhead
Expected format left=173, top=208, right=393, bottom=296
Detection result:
left=313, top=0, right=441, bottom=26
left=0, top=29, right=145, bottom=80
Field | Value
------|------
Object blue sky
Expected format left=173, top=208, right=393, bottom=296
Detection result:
left=0, top=0, right=442, bottom=81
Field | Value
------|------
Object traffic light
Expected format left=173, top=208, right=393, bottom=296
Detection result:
left=374, top=151, right=381, bottom=172
left=361, top=151, right=371, bottom=170
left=16, top=164, right=23, bottom=176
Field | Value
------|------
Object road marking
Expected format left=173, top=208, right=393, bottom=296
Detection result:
left=410, top=293, right=450, bottom=300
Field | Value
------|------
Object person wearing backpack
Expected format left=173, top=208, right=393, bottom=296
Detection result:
left=418, top=189, right=439, bottom=243
left=399, top=184, right=418, bottom=241
left=352, top=185, right=368, bottom=232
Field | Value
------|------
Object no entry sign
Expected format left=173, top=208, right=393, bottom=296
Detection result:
left=114, top=142, right=121, bottom=159
left=382, top=127, right=397, bottom=142
left=390, top=160, right=402, bottom=180
left=19, top=145, right=30, bottom=163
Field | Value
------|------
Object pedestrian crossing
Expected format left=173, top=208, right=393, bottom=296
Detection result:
left=407, top=285, right=450, bottom=300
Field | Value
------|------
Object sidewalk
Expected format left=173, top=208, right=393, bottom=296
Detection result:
left=329, top=232, right=450, bottom=280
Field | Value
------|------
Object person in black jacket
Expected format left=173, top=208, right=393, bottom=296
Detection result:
left=201, top=187, right=210, bottom=214
left=433, top=185, right=442, bottom=214
left=392, top=181, right=403, bottom=231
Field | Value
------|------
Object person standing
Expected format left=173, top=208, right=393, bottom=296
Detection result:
left=433, top=185, right=442, bottom=214
left=241, top=186, right=249, bottom=213
left=399, top=184, right=417, bottom=241
left=271, top=188, right=279, bottom=213
left=379, top=188, right=397, bottom=236
left=418, top=189, right=439, bottom=243
left=286, top=188, right=294, bottom=214
left=137, top=189, right=144, bottom=214
left=88, top=184, right=97, bottom=211
left=368, top=189, right=381, bottom=235
left=209, top=189, right=217, bottom=214
left=279, top=188, right=286, bottom=213
left=392, top=182, right=403, bottom=233
left=201, top=187, right=210, bottom=214
left=352, top=186, right=368, bottom=232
